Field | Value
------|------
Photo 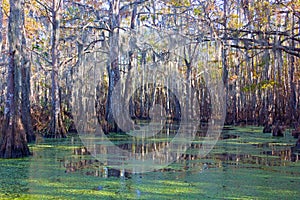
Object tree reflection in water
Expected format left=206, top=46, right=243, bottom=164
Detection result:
left=61, top=124, right=300, bottom=178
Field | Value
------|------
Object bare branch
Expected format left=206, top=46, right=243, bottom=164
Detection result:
left=0, top=62, right=8, bottom=66
left=27, top=47, right=52, bottom=65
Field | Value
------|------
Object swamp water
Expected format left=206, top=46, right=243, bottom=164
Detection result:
left=0, top=126, right=300, bottom=199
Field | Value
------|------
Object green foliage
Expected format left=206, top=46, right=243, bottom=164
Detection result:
left=63, top=117, right=72, bottom=133
left=168, top=0, right=190, bottom=7
left=140, top=15, right=148, bottom=22
left=242, top=80, right=277, bottom=92
left=193, top=8, right=201, bottom=16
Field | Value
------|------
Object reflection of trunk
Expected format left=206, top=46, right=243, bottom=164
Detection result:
left=106, top=0, right=121, bottom=132
left=48, top=0, right=66, bottom=138
left=0, top=0, right=30, bottom=158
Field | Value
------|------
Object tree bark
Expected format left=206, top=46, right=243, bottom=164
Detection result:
left=47, top=0, right=66, bottom=138
left=289, top=11, right=297, bottom=125
left=20, top=7, right=35, bottom=142
left=0, top=0, right=30, bottom=158
left=0, top=0, right=3, bottom=53
left=0, top=0, right=4, bottom=107
left=222, top=0, right=229, bottom=123
left=106, top=0, right=121, bottom=132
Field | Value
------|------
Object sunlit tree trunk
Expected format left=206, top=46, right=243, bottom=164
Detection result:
left=106, top=0, right=121, bottom=132
left=0, top=0, right=30, bottom=158
left=48, top=0, right=66, bottom=138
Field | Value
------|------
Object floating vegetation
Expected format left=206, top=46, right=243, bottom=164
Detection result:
left=0, top=126, right=300, bottom=199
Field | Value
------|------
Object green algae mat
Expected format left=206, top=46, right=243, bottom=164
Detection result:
left=0, top=126, right=299, bottom=199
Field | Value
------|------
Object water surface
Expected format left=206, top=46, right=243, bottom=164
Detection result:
left=0, top=126, right=299, bottom=199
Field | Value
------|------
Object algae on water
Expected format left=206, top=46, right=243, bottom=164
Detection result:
left=0, top=126, right=299, bottom=199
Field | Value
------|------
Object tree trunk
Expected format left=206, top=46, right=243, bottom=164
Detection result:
left=289, top=11, right=297, bottom=125
left=47, top=0, right=66, bottom=138
left=106, top=0, right=121, bottom=132
left=21, top=9, right=35, bottom=142
left=21, top=48, right=35, bottom=142
left=0, top=0, right=30, bottom=158
left=0, top=0, right=3, bottom=54
left=0, top=0, right=4, bottom=107
left=222, top=0, right=229, bottom=123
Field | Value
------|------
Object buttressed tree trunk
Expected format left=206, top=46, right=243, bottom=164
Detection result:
left=0, top=0, right=30, bottom=158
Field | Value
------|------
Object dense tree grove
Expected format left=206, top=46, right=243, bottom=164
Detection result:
left=0, top=0, right=299, bottom=157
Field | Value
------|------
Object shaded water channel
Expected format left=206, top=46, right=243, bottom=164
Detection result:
left=0, top=125, right=300, bottom=199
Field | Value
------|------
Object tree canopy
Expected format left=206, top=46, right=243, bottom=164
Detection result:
left=0, top=0, right=299, bottom=157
